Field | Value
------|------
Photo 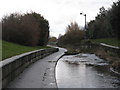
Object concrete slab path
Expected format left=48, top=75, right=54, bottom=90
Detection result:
left=5, top=48, right=66, bottom=88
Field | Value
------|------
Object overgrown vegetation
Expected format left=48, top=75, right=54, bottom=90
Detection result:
left=2, top=40, right=50, bottom=60
left=2, top=12, right=49, bottom=46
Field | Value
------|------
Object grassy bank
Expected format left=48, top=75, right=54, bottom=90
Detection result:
left=91, top=38, right=120, bottom=47
left=1, top=40, right=50, bottom=60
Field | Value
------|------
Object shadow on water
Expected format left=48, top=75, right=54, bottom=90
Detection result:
left=56, top=54, right=120, bottom=88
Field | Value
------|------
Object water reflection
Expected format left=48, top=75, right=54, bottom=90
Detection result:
left=56, top=54, right=120, bottom=88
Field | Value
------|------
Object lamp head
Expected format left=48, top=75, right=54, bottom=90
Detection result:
left=80, top=13, right=83, bottom=15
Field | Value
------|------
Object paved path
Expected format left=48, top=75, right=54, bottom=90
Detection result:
left=5, top=48, right=66, bottom=88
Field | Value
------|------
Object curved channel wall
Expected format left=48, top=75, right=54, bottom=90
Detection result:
left=76, top=43, right=120, bottom=56
left=0, top=48, right=59, bottom=88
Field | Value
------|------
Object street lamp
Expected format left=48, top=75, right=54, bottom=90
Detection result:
left=80, top=12, right=87, bottom=39
left=80, top=13, right=87, bottom=31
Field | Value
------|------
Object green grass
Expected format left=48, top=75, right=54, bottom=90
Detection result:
left=1, top=40, right=50, bottom=60
left=91, top=38, right=120, bottom=47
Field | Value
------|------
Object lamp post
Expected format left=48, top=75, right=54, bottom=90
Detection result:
left=80, top=13, right=87, bottom=39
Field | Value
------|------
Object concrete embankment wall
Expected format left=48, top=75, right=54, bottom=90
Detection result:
left=0, top=48, right=59, bottom=88
left=99, top=43, right=120, bottom=56
left=77, top=43, right=120, bottom=56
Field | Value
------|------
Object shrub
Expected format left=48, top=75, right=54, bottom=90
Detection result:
left=58, top=22, right=84, bottom=46
left=2, top=12, right=49, bottom=46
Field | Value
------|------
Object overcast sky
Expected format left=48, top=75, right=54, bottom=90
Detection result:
left=0, top=0, right=117, bottom=38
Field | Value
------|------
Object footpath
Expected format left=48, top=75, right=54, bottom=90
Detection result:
left=5, top=47, right=66, bottom=88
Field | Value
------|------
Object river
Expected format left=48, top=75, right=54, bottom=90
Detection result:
left=56, top=53, right=120, bottom=88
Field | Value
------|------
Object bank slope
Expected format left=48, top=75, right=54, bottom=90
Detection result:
left=91, top=38, right=120, bottom=47
left=2, top=40, right=50, bottom=60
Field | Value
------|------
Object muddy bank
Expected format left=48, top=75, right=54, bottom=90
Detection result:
left=94, top=46, right=120, bottom=73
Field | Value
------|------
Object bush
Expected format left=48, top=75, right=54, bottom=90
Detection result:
left=58, top=22, right=84, bottom=46
left=2, top=12, right=49, bottom=46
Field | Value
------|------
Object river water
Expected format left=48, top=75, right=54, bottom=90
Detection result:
left=56, top=53, right=120, bottom=88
